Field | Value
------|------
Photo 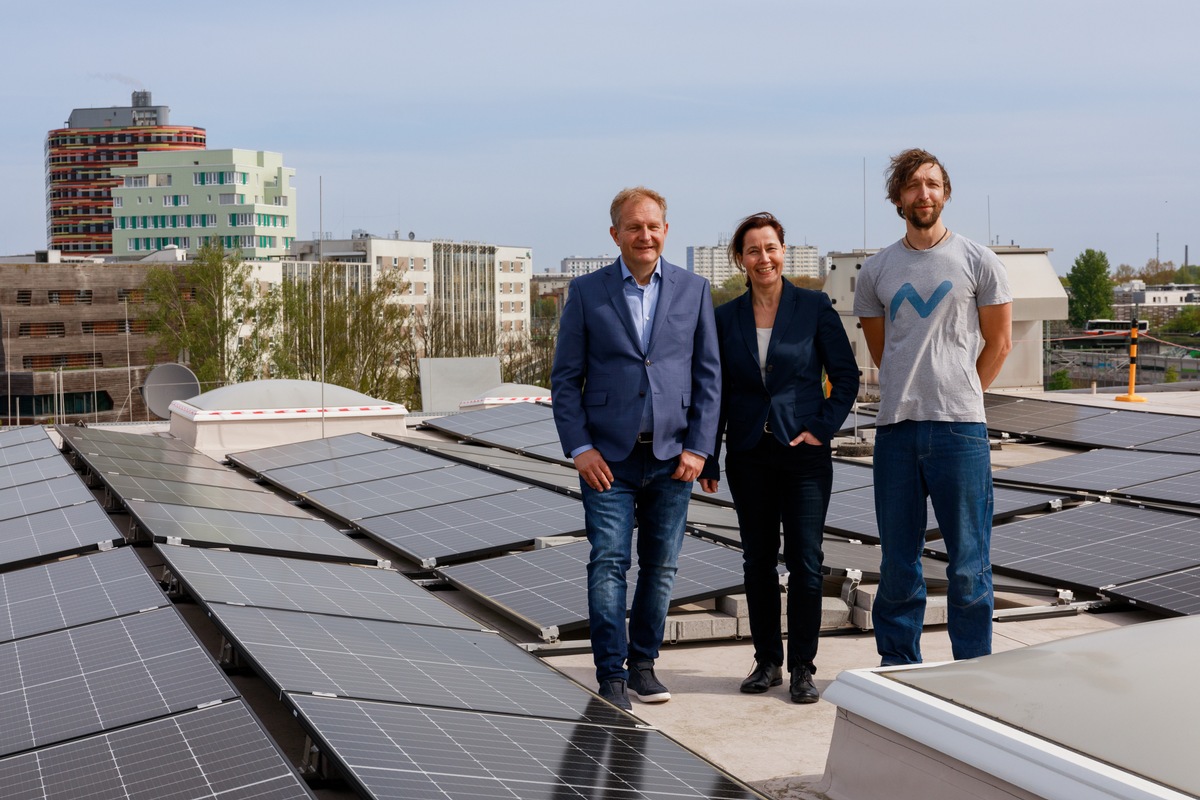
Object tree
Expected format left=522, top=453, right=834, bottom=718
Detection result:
left=711, top=274, right=748, bottom=308
left=1111, top=263, right=1136, bottom=284
left=1160, top=307, right=1200, bottom=334
left=789, top=276, right=825, bottom=291
left=1047, top=369, right=1072, bottom=390
left=1137, top=258, right=1176, bottom=286
left=142, top=242, right=276, bottom=390
left=1066, top=249, right=1113, bottom=328
left=271, top=262, right=417, bottom=407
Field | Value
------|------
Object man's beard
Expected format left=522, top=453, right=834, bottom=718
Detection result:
left=905, top=203, right=942, bottom=230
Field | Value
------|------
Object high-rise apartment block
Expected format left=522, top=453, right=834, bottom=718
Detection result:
left=688, top=241, right=823, bottom=286
left=110, top=149, right=296, bottom=260
left=45, top=92, right=206, bottom=255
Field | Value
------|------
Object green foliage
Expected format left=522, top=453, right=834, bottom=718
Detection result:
left=1165, top=366, right=1180, bottom=383
left=141, top=242, right=275, bottom=390
left=1066, top=249, right=1113, bottom=328
left=1175, top=263, right=1200, bottom=284
left=1160, top=306, right=1200, bottom=333
left=711, top=274, right=748, bottom=307
left=1046, top=369, right=1073, bottom=391
left=1138, top=258, right=1176, bottom=286
left=271, top=263, right=416, bottom=407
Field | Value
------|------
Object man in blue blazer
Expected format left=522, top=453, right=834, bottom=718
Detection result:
left=552, top=186, right=721, bottom=711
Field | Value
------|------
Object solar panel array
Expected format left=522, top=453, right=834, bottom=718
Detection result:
left=0, top=517, right=313, bottom=798
left=231, top=433, right=590, bottom=567
left=55, top=425, right=380, bottom=565
left=984, top=394, right=1200, bottom=453
left=994, top=448, right=1200, bottom=507
left=0, top=428, right=125, bottom=570
left=127, top=432, right=763, bottom=798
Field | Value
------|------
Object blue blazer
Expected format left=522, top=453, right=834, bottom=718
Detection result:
left=552, top=259, right=721, bottom=463
left=702, top=280, right=859, bottom=479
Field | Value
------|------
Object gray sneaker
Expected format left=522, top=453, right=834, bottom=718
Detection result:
left=598, top=678, right=632, bottom=711
left=627, top=660, right=671, bottom=703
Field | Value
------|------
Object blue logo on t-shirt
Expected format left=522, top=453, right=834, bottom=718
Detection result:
left=889, top=281, right=953, bottom=321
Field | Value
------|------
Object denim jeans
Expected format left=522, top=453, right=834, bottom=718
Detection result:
left=872, top=420, right=994, bottom=665
left=727, top=436, right=831, bottom=671
left=580, top=444, right=692, bottom=683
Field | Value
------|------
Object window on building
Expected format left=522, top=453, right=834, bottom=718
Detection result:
left=18, top=322, right=66, bottom=338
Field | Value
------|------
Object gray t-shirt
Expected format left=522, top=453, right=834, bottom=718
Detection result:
left=853, top=233, right=1012, bottom=426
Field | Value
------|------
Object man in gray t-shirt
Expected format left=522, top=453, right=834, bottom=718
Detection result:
left=854, top=148, right=1012, bottom=666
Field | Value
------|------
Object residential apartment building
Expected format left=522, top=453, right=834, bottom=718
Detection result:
left=288, top=233, right=533, bottom=348
left=110, top=149, right=296, bottom=260
left=559, top=256, right=613, bottom=277
left=687, top=240, right=822, bottom=285
left=45, top=91, right=206, bottom=255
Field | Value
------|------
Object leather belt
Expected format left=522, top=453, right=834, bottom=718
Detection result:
left=636, top=432, right=654, bottom=444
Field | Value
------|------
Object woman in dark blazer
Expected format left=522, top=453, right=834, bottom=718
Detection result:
left=699, top=212, right=858, bottom=703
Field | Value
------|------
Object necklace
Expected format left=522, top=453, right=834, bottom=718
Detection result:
left=905, top=228, right=949, bottom=251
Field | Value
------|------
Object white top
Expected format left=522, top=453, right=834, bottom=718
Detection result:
left=756, top=327, right=772, bottom=385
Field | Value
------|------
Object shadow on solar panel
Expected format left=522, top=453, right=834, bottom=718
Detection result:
left=437, top=534, right=751, bottom=641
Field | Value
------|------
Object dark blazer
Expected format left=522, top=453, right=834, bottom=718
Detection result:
left=702, top=280, right=858, bottom=479
left=552, top=258, right=721, bottom=463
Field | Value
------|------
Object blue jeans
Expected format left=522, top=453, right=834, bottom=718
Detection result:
left=727, top=436, right=831, bottom=671
left=872, top=420, right=994, bottom=665
left=580, top=444, right=692, bottom=684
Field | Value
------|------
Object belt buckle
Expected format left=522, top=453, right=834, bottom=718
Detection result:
left=763, top=421, right=773, bottom=434
left=637, top=432, right=653, bottom=444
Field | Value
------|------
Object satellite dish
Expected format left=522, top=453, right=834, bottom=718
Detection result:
left=141, top=363, right=201, bottom=420
left=408, top=231, right=415, bottom=241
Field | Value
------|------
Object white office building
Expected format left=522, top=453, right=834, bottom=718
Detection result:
left=559, top=256, right=613, bottom=277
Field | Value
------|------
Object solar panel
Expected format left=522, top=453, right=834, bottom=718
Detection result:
left=1028, top=410, right=1200, bottom=449
left=55, top=425, right=198, bottom=453
left=0, top=503, right=124, bottom=570
left=0, top=474, right=94, bottom=523
left=467, top=418, right=561, bottom=450
left=78, top=452, right=257, bottom=490
left=0, top=548, right=167, bottom=643
left=287, top=695, right=762, bottom=800
left=0, top=607, right=237, bottom=757
left=0, top=700, right=314, bottom=800
left=1105, top=568, right=1200, bottom=616
left=398, top=437, right=582, bottom=492
left=1113, top=472, right=1200, bottom=507
left=994, top=449, right=1200, bottom=494
left=356, top=487, right=586, bottom=567
left=824, top=484, right=1065, bottom=543
left=61, top=437, right=225, bottom=470
left=259, top=446, right=455, bottom=494
left=156, top=544, right=481, bottom=630
left=928, top=502, right=1200, bottom=591
left=836, top=411, right=877, bottom=435
left=0, top=438, right=65, bottom=467
left=227, top=432, right=398, bottom=476
left=98, top=472, right=312, bottom=517
left=422, top=403, right=554, bottom=438
left=1135, top=430, right=1200, bottom=455
left=0, top=426, right=52, bottom=448
left=984, top=398, right=1114, bottom=435
left=438, top=534, right=753, bottom=637
left=522, top=441, right=574, bottom=464
left=0, top=453, right=75, bottom=490
left=302, top=465, right=528, bottom=522
left=831, top=460, right=876, bottom=493
left=126, top=501, right=379, bottom=564
left=207, top=605, right=631, bottom=726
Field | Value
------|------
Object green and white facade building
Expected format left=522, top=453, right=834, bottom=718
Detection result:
left=110, top=149, right=296, bottom=260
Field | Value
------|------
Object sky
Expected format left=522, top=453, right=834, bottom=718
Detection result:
left=3, top=0, right=1198, bottom=275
